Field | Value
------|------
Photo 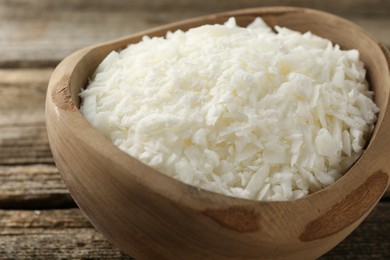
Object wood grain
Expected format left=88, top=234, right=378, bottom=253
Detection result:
left=0, top=69, right=53, bottom=165
left=0, top=123, right=53, bottom=165
left=321, top=203, right=390, bottom=259
left=0, top=2, right=389, bottom=68
left=0, top=204, right=388, bottom=259
left=0, top=165, right=74, bottom=209
left=301, top=170, right=389, bottom=241
left=3, top=0, right=390, bottom=14
left=0, top=209, right=132, bottom=259
left=0, top=68, right=52, bottom=124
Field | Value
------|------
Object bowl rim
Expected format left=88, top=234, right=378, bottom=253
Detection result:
left=46, top=6, right=390, bottom=243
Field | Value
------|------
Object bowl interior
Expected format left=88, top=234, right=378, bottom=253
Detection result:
left=68, top=7, right=390, bottom=189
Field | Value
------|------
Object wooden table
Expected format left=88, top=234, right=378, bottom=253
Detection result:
left=0, top=1, right=389, bottom=259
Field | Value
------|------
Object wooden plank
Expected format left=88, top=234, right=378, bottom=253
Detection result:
left=0, top=204, right=388, bottom=259
left=0, top=208, right=91, bottom=228
left=0, top=209, right=132, bottom=259
left=2, top=0, right=390, bottom=15
left=0, top=4, right=389, bottom=67
left=0, top=69, right=53, bottom=165
left=0, top=70, right=66, bottom=206
left=0, top=123, right=53, bottom=165
left=0, top=68, right=52, bottom=124
left=0, top=165, right=74, bottom=209
left=0, top=8, right=203, bottom=68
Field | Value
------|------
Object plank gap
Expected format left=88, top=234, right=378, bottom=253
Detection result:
left=0, top=194, right=77, bottom=210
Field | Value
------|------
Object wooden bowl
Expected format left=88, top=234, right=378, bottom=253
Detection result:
left=46, top=7, right=390, bottom=259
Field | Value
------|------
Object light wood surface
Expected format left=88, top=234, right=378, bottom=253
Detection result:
left=1, top=1, right=390, bottom=259
left=46, top=7, right=390, bottom=259
left=1, top=1, right=390, bottom=68
left=0, top=205, right=388, bottom=259
left=0, top=209, right=132, bottom=259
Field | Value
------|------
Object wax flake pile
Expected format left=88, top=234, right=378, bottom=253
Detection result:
left=80, top=17, right=379, bottom=201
